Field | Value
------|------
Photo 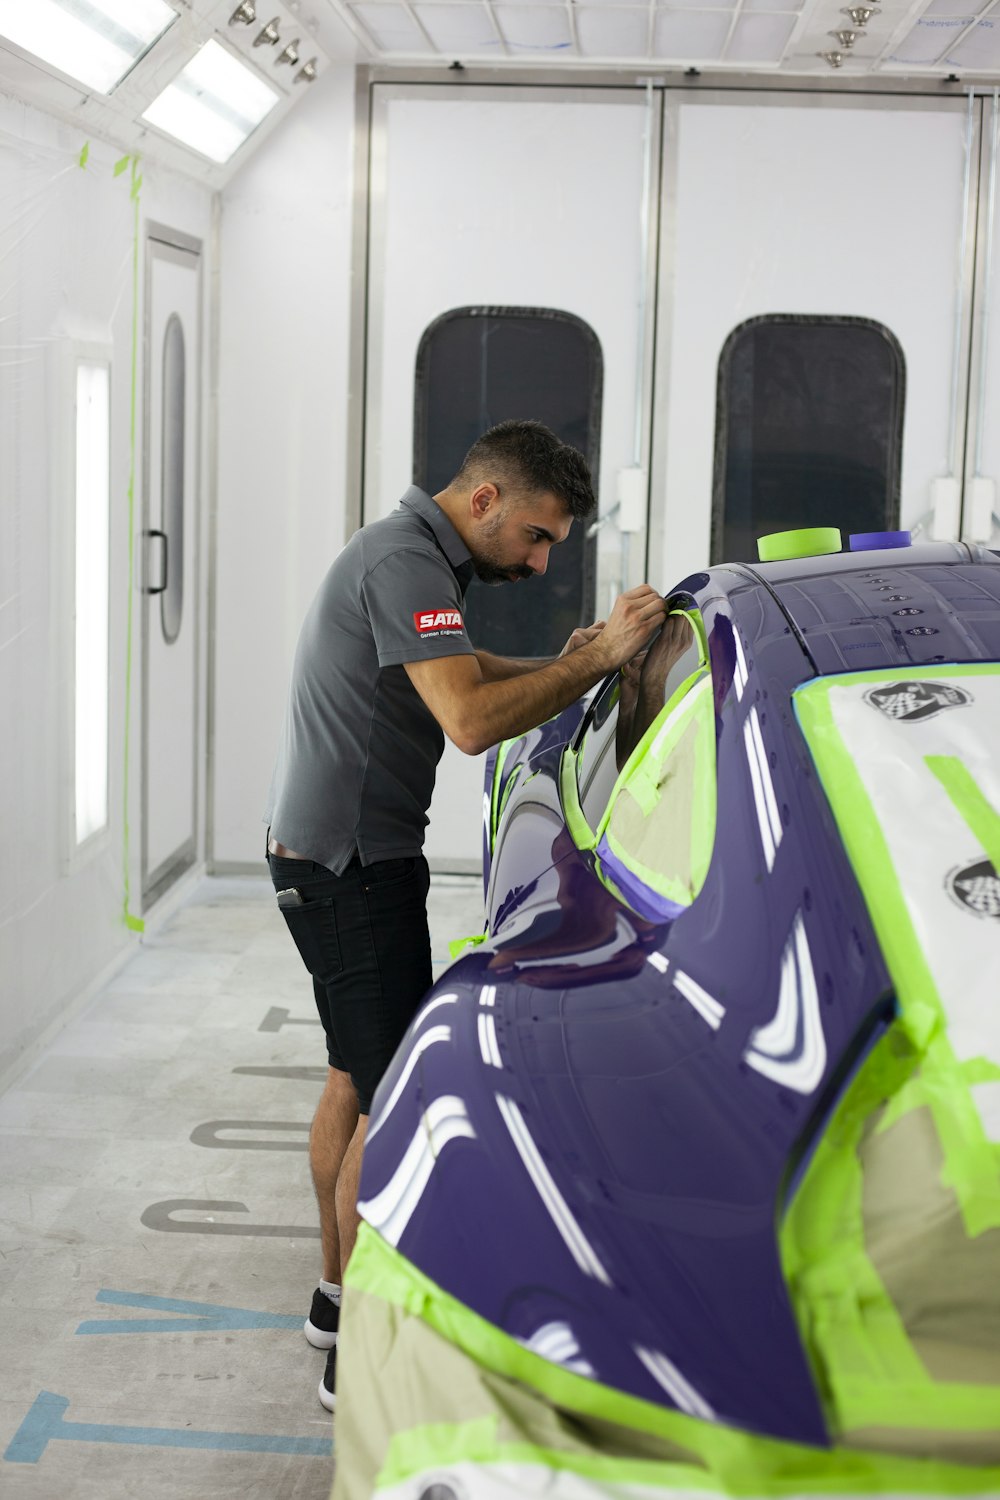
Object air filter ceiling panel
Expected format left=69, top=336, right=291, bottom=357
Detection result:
left=353, top=2, right=435, bottom=51
left=947, top=18, right=1000, bottom=62
left=414, top=3, right=499, bottom=50
left=926, top=0, right=991, bottom=13
left=575, top=6, right=651, bottom=56
left=495, top=4, right=573, bottom=50
left=889, top=15, right=966, bottom=61
left=654, top=8, right=732, bottom=56
left=727, top=12, right=797, bottom=60
left=743, top=0, right=803, bottom=14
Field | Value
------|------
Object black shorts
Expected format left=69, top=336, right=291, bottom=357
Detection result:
left=267, top=852, right=432, bottom=1114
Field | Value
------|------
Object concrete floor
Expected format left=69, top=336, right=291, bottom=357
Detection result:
left=0, top=873, right=486, bottom=1500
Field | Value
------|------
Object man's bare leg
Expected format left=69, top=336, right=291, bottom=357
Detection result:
left=335, top=1114, right=368, bottom=1274
left=310, top=1066, right=360, bottom=1284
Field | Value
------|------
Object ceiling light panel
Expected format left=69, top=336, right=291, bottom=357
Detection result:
left=653, top=8, right=732, bottom=56
left=0, top=0, right=177, bottom=94
left=494, top=4, right=573, bottom=51
left=352, top=3, right=436, bottom=51
left=142, top=37, right=279, bottom=164
left=576, top=6, right=652, bottom=56
left=413, top=4, right=500, bottom=51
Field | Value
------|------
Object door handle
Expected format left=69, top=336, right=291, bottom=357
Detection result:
left=143, top=528, right=168, bottom=594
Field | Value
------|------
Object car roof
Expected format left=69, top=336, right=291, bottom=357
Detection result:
left=694, top=543, right=1000, bottom=677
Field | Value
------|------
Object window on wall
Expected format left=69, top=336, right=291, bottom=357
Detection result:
left=160, top=313, right=185, bottom=645
left=74, top=361, right=111, bottom=846
left=414, top=307, right=602, bottom=659
left=712, top=316, right=905, bottom=565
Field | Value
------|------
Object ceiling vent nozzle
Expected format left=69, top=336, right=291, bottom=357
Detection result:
left=229, top=1, right=256, bottom=24
left=254, top=17, right=281, bottom=46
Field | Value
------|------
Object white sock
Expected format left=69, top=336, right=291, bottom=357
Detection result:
left=319, top=1279, right=342, bottom=1307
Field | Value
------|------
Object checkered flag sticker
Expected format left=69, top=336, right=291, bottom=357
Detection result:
left=877, top=688, right=924, bottom=719
left=864, top=681, right=972, bottom=722
left=946, top=859, right=1000, bottom=920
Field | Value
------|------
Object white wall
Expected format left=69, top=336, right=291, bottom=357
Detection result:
left=0, top=95, right=213, bottom=1089
left=213, top=65, right=357, bottom=868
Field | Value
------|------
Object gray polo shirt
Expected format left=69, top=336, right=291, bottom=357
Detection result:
left=264, top=487, right=476, bottom=874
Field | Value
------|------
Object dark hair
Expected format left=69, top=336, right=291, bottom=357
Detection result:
left=454, top=419, right=596, bottom=521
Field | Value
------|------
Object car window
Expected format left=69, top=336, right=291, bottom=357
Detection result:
left=575, top=673, right=621, bottom=827
left=615, top=613, right=703, bottom=771
left=596, top=609, right=716, bottom=920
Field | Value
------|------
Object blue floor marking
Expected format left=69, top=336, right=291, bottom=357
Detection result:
left=5, top=1393, right=332, bottom=1463
left=76, top=1289, right=302, bottom=1335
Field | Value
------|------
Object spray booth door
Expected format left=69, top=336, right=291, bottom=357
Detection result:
left=655, top=95, right=976, bottom=584
left=142, top=235, right=201, bottom=908
left=365, top=86, right=656, bottom=870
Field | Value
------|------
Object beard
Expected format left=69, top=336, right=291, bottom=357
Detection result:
left=472, top=558, right=533, bottom=586
left=470, top=513, right=534, bottom=586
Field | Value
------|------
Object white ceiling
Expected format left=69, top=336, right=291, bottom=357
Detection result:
left=320, top=0, right=1000, bottom=76
left=0, top=0, right=996, bottom=191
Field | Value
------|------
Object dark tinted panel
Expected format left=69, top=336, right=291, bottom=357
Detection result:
left=414, top=307, right=602, bottom=658
left=713, top=317, right=904, bottom=565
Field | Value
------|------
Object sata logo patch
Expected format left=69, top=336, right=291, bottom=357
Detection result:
left=863, top=680, right=972, bottom=722
left=413, top=608, right=464, bottom=636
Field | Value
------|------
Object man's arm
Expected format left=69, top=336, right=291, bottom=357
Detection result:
left=474, top=623, right=606, bottom=682
left=405, top=587, right=666, bottom=756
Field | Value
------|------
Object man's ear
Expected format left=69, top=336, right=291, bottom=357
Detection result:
left=470, top=482, right=500, bottom=520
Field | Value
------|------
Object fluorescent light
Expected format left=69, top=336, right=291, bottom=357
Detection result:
left=75, top=363, right=110, bottom=846
left=0, top=0, right=176, bottom=94
left=142, top=39, right=280, bottom=165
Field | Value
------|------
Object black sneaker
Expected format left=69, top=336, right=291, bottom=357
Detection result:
left=304, top=1287, right=339, bottom=1350
left=318, top=1343, right=336, bottom=1413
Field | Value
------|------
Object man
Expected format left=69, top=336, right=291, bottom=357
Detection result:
left=264, top=419, right=666, bottom=1411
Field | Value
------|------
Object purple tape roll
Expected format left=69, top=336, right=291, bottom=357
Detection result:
left=848, top=530, right=911, bottom=551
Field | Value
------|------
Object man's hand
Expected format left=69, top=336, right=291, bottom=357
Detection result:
left=640, top=611, right=695, bottom=689
left=620, top=651, right=647, bottom=691
left=595, top=585, right=668, bottom=670
left=559, top=620, right=605, bottom=657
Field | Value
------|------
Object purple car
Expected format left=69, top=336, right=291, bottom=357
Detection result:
left=335, top=538, right=1000, bottom=1500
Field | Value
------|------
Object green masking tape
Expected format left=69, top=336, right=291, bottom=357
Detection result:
left=448, top=933, right=487, bottom=960
left=925, top=754, right=1000, bottom=874
left=757, top=527, right=842, bottom=562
